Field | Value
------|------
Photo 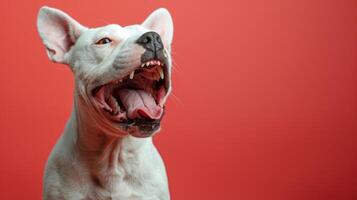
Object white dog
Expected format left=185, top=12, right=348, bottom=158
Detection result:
left=37, top=6, right=173, bottom=200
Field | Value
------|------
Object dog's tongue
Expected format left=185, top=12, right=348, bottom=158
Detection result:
left=119, top=89, right=162, bottom=120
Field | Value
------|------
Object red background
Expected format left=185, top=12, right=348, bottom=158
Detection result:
left=1, top=0, right=357, bottom=199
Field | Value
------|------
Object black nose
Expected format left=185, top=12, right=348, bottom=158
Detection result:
left=136, top=31, right=163, bottom=53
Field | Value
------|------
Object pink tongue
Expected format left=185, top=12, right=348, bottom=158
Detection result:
left=119, top=89, right=163, bottom=120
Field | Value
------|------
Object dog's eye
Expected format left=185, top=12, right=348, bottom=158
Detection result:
left=95, top=37, right=112, bottom=45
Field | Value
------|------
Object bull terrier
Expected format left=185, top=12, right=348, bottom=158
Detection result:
left=37, top=6, right=173, bottom=200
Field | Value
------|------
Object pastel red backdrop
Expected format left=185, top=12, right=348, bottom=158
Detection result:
left=1, top=0, right=357, bottom=199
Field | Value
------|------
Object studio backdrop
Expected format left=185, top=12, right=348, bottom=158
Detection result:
left=0, top=0, right=357, bottom=199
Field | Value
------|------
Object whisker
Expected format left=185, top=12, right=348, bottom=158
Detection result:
left=169, top=92, right=183, bottom=106
left=171, top=59, right=183, bottom=72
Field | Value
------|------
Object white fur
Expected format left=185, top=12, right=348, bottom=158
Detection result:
left=37, top=6, right=173, bottom=200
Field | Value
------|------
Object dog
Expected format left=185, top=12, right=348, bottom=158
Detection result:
left=37, top=6, right=173, bottom=200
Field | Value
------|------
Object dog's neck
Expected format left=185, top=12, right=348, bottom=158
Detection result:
left=69, top=88, right=153, bottom=188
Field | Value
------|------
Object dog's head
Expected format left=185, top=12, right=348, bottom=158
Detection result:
left=37, top=6, right=173, bottom=138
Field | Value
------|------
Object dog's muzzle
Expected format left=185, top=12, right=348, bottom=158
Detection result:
left=91, top=32, right=170, bottom=137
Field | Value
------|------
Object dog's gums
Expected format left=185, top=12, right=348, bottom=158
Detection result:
left=92, top=58, right=168, bottom=133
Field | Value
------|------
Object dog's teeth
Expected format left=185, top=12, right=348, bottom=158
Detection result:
left=159, top=68, right=164, bottom=79
left=129, top=71, right=135, bottom=79
left=141, top=63, right=145, bottom=68
left=145, top=62, right=150, bottom=67
left=120, top=79, right=123, bottom=82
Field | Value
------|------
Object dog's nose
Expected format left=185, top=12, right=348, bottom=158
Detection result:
left=136, top=31, right=163, bottom=53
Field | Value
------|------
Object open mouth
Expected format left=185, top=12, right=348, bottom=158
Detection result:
left=92, top=59, right=169, bottom=136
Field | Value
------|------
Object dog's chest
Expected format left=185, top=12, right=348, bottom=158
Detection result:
left=81, top=150, right=167, bottom=200
left=49, top=166, right=166, bottom=200
left=44, top=126, right=169, bottom=200
left=83, top=178, right=163, bottom=200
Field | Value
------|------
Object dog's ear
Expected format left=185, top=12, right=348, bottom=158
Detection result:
left=142, top=8, right=174, bottom=46
left=37, top=6, right=87, bottom=64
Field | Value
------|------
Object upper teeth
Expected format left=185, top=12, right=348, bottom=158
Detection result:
left=141, top=60, right=163, bottom=68
left=122, top=60, right=166, bottom=81
left=129, top=71, right=135, bottom=79
left=158, top=68, right=164, bottom=79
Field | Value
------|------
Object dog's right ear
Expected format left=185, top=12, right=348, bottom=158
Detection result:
left=37, top=6, right=87, bottom=64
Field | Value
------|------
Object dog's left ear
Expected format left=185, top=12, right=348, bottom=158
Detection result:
left=37, top=6, right=87, bottom=64
left=142, top=8, right=174, bottom=46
